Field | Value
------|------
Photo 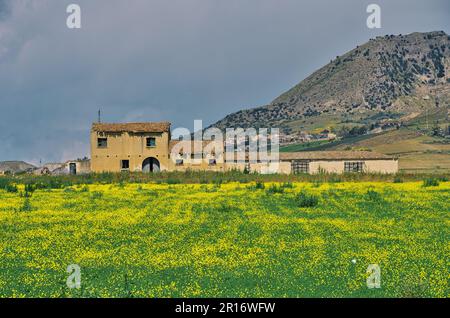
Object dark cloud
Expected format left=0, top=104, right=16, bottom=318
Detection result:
left=0, top=0, right=11, bottom=20
left=0, top=0, right=449, bottom=163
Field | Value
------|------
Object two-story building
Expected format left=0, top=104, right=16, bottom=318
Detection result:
left=90, top=122, right=171, bottom=172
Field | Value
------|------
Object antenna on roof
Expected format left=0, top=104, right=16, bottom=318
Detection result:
left=98, top=109, right=101, bottom=123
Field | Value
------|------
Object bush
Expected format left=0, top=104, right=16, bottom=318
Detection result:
left=296, top=191, right=319, bottom=207
left=266, top=184, right=285, bottom=194
left=366, top=189, right=382, bottom=201
left=328, top=176, right=342, bottom=183
left=423, top=178, right=439, bottom=187
left=166, top=178, right=181, bottom=184
left=246, top=181, right=266, bottom=191
left=393, top=177, right=403, bottom=183
left=5, top=184, right=18, bottom=193
left=281, top=182, right=294, bottom=189
left=0, top=179, right=18, bottom=193
left=91, top=191, right=104, bottom=200
left=312, top=181, right=322, bottom=188
left=19, top=190, right=33, bottom=198
left=79, top=185, right=90, bottom=192
left=255, top=181, right=265, bottom=190
left=19, top=198, right=33, bottom=212
left=24, top=183, right=36, bottom=193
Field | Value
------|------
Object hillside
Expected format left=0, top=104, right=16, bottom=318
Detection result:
left=0, top=161, right=36, bottom=174
left=210, top=31, right=450, bottom=132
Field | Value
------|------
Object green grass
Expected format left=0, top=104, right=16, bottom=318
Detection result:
left=280, top=133, right=389, bottom=153
left=280, top=139, right=337, bottom=152
left=2, top=170, right=450, bottom=187
left=0, top=181, right=448, bottom=297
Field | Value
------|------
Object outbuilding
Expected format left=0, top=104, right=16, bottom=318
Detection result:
left=278, top=151, right=398, bottom=174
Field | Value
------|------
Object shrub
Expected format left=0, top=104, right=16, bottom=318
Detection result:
left=166, top=178, right=181, bottom=184
left=266, top=184, right=285, bottom=194
left=312, top=181, right=322, bottom=188
left=281, top=182, right=294, bottom=189
left=19, top=198, right=33, bottom=212
left=328, top=176, right=342, bottom=183
left=255, top=181, right=265, bottom=190
left=5, top=184, right=18, bottom=193
left=20, top=190, right=33, bottom=198
left=393, top=176, right=403, bottom=183
left=91, top=191, right=104, bottom=200
left=246, top=181, right=265, bottom=191
left=200, top=184, right=218, bottom=193
left=79, top=185, right=90, bottom=192
left=296, top=191, right=319, bottom=207
left=63, top=187, right=76, bottom=193
left=366, top=189, right=382, bottom=201
left=0, top=179, right=20, bottom=193
left=0, top=179, right=6, bottom=188
left=24, top=183, right=36, bottom=193
left=423, top=178, right=439, bottom=187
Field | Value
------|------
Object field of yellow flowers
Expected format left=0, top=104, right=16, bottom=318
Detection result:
left=0, top=181, right=448, bottom=298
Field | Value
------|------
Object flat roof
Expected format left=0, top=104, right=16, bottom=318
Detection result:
left=279, top=151, right=397, bottom=161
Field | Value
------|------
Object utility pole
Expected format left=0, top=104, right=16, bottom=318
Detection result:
left=98, top=109, right=101, bottom=123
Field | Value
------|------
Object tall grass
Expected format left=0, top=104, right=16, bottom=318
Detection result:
left=0, top=170, right=449, bottom=187
left=295, top=191, right=319, bottom=207
left=422, top=178, right=440, bottom=187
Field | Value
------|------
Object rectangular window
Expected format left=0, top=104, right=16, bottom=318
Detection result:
left=97, top=138, right=108, bottom=148
left=344, top=161, right=365, bottom=173
left=209, top=159, right=217, bottom=166
left=121, top=160, right=130, bottom=170
left=175, top=159, right=184, bottom=166
left=292, top=161, right=309, bottom=174
left=146, top=137, right=156, bottom=147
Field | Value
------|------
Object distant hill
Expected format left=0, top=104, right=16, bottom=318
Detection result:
left=210, top=31, right=450, bottom=132
left=0, top=161, right=36, bottom=174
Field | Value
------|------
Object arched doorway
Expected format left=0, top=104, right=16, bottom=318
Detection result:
left=142, top=157, right=160, bottom=173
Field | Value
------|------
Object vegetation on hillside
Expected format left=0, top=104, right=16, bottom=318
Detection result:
left=210, top=31, right=449, bottom=131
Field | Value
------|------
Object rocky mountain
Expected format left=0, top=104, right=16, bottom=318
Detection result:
left=0, top=161, right=36, bottom=174
left=210, top=31, right=450, bottom=132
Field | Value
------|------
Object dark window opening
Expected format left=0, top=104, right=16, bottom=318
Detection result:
left=97, top=138, right=108, bottom=148
left=344, top=161, right=365, bottom=173
left=175, top=159, right=184, bottom=166
left=292, top=161, right=309, bottom=174
left=146, top=137, right=156, bottom=147
left=209, top=159, right=217, bottom=166
left=121, top=160, right=130, bottom=170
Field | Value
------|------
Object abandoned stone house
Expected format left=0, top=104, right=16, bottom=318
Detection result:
left=90, top=121, right=399, bottom=174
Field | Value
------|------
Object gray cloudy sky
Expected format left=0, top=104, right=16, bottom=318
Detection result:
left=0, top=0, right=449, bottom=164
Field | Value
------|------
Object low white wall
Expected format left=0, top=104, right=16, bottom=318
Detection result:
left=310, top=160, right=398, bottom=174
left=365, top=160, right=398, bottom=174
